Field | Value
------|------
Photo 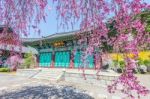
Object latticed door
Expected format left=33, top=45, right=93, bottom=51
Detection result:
left=87, top=54, right=94, bottom=68
left=74, top=51, right=94, bottom=68
left=74, top=51, right=82, bottom=68
left=54, top=51, right=70, bottom=68
left=39, top=52, right=52, bottom=67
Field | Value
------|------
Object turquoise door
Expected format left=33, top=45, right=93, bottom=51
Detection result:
left=55, top=51, right=70, bottom=68
left=74, top=51, right=82, bottom=68
left=39, top=52, right=52, bottom=67
left=74, top=51, right=94, bottom=68
left=87, top=54, right=94, bottom=68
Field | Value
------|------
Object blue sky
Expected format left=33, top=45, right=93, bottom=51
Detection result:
left=27, top=0, right=150, bottom=38
left=27, top=1, right=80, bottom=38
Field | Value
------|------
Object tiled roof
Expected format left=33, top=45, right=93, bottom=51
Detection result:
left=22, top=30, right=79, bottom=42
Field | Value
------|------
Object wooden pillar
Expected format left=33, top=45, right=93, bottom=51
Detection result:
left=95, top=53, right=101, bottom=70
left=51, top=51, right=55, bottom=68
left=70, top=50, right=74, bottom=69
left=35, top=54, right=39, bottom=68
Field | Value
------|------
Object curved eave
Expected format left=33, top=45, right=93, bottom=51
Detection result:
left=23, top=30, right=79, bottom=43
left=22, top=31, right=81, bottom=47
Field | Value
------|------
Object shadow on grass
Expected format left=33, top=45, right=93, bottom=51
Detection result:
left=0, top=85, right=94, bottom=99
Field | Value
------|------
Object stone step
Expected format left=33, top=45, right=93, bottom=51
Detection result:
left=34, top=75, right=57, bottom=79
left=33, top=76, right=57, bottom=81
left=17, top=68, right=119, bottom=84
left=33, top=74, right=58, bottom=77
left=33, top=74, right=59, bottom=78
left=32, top=70, right=64, bottom=81
left=39, top=68, right=64, bottom=72
left=64, top=72, right=117, bottom=87
left=16, top=69, right=41, bottom=78
left=16, top=68, right=64, bottom=81
left=36, top=73, right=62, bottom=76
left=33, top=76, right=58, bottom=81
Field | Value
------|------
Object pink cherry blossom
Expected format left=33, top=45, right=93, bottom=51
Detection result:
left=54, top=0, right=150, bottom=98
left=0, top=0, right=150, bottom=98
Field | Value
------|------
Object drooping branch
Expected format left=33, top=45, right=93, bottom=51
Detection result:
left=0, top=0, right=47, bottom=45
left=54, top=0, right=150, bottom=98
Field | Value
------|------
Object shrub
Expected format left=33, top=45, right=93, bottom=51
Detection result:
left=117, top=68, right=123, bottom=73
left=113, top=60, right=119, bottom=67
left=143, top=60, right=150, bottom=66
left=5, top=55, right=22, bottom=71
left=22, top=52, right=36, bottom=69
left=0, top=68, right=10, bottom=72
left=119, top=61, right=125, bottom=69
left=138, top=58, right=144, bottom=66
left=144, top=60, right=150, bottom=72
left=112, top=60, right=125, bottom=73
left=139, top=65, right=147, bottom=74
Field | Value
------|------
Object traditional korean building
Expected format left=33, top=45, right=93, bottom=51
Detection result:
left=23, top=31, right=97, bottom=69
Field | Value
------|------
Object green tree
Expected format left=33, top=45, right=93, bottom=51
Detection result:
left=23, top=52, right=35, bottom=68
left=139, top=10, right=150, bottom=32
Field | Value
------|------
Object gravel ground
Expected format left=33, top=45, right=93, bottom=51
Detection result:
left=0, top=73, right=94, bottom=99
left=0, top=73, right=150, bottom=99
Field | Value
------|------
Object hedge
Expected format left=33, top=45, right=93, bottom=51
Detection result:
left=0, top=68, right=10, bottom=72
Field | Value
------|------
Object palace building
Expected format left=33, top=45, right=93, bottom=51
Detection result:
left=23, top=31, right=97, bottom=69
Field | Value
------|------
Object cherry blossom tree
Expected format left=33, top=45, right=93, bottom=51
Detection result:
left=54, top=0, right=150, bottom=98
left=5, top=54, right=22, bottom=71
left=0, top=0, right=47, bottom=45
left=0, top=0, right=48, bottom=68
left=0, top=0, right=150, bottom=98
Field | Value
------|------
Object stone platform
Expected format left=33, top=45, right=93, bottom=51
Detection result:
left=16, top=68, right=119, bottom=87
